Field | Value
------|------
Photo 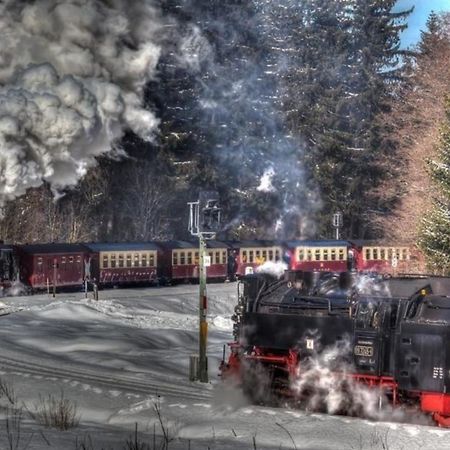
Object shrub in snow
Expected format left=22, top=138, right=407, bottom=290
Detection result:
left=32, top=391, right=80, bottom=430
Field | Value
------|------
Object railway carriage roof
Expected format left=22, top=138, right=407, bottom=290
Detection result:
left=84, top=242, right=161, bottom=251
left=284, top=240, right=350, bottom=248
left=158, top=240, right=229, bottom=250
left=226, top=240, right=280, bottom=248
left=19, top=243, right=89, bottom=254
left=350, top=240, right=411, bottom=248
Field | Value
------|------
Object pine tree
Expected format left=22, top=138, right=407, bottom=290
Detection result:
left=419, top=11, right=442, bottom=55
left=150, top=1, right=309, bottom=239
left=277, top=0, right=411, bottom=238
left=340, top=0, right=411, bottom=237
left=379, top=12, right=450, bottom=244
left=418, top=98, right=450, bottom=273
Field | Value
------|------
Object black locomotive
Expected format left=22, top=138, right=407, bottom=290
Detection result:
left=221, top=271, right=450, bottom=426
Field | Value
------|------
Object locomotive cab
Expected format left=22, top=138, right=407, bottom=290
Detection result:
left=396, top=294, right=450, bottom=394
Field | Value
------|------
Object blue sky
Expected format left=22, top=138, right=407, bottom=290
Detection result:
left=395, top=0, right=450, bottom=47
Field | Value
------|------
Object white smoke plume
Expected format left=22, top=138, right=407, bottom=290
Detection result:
left=0, top=0, right=162, bottom=204
left=1, top=280, right=27, bottom=297
left=255, top=260, right=287, bottom=278
left=353, top=273, right=392, bottom=298
left=257, top=166, right=275, bottom=193
left=291, top=340, right=431, bottom=425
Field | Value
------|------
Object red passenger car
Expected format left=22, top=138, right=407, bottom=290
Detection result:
left=228, top=241, right=283, bottom=277
left=159, top=240, right=228, bottom=283
left=286, top=240, right=353, bottom=272
left=18, top=243, right=89, bottom=290
left=85, top=242, right=161, bottom=287
left=351, top=241, right=423, bottom=275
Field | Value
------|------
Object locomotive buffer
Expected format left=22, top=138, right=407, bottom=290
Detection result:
left=188, top=191, right=221, bottom=383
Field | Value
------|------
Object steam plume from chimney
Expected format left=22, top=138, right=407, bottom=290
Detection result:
left=0, top=0, right=162, bottom=203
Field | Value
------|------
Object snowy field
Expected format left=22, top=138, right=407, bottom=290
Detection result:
left=0, top=283, right=449, bottom=449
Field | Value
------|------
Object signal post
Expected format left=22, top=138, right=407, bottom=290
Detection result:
left=188, top=191, right=221, bottom=383
left=198, top=234, right=208, bottom=382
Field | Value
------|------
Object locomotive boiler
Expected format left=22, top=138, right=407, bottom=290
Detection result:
left=220, top=271, right=450, bottom=426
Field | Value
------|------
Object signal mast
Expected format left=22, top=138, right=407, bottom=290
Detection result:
left=188, top=191, right=221, bottom=382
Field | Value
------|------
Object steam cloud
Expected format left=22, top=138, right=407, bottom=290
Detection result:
left=256, top=260, right=287, bottom=278
left=291, top=340, right=430, bottom=425
left=0, top=0, right=162, bottom=203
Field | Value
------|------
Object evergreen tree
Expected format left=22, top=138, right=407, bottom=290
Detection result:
left=279, top=0, right=411, bottom=238
left=419, top=11, right=442, bottom=55
left=150, top=1, right=306, bottom=239
left=418, top=98, right=450, bottom=273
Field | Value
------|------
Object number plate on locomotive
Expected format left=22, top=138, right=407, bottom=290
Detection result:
left=354, top=345, right=373, bottom=357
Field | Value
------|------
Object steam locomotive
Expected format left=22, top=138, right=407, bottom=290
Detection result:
left=220, top=270, right=450, bottom=426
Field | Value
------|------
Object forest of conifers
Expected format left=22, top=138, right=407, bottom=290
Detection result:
left=1, top=1, right=449, bottom=271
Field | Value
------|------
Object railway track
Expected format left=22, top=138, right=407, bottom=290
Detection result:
left=0, top=352, right=212, bottom=402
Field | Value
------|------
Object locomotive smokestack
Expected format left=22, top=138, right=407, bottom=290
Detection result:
left=339, top=271, right=357, bottom=292
left=303, top=271, right=322, bottom=294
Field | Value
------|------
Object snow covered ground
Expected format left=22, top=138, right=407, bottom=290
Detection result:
left=0, top=283, right=449, bottom=449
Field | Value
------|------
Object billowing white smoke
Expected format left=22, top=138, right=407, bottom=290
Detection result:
left=353, top=273, right=392, bottom=297
left=291, top=340, right=430, bottom=424
left=256, top=260, right=287, bottom=278
left=291, top=341, right=383, bottom=418
left=0, top=0, right=162, bottom=203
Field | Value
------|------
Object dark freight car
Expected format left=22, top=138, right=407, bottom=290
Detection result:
left=85, top=242, right=160, bottom=287
left=18, top=243, right=89, bottom=290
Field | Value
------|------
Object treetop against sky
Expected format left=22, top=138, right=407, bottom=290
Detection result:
left=396, top=0, right=450, bottom=47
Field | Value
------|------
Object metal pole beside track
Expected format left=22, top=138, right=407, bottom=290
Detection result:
left=53, top=258, right=57, bottom=298
left=188, top=191, right=220, bottom=383
left=198, top=234, right=208, bottom=383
